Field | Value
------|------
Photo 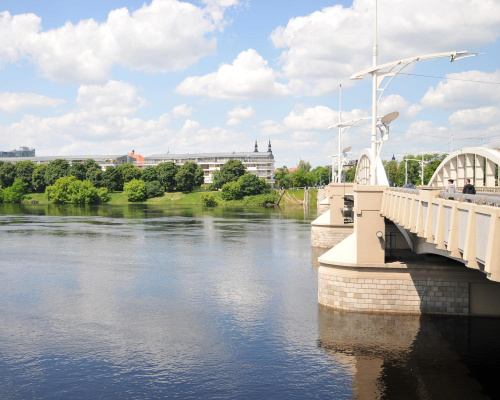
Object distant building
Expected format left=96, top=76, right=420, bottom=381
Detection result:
left=0, top=142, right=275, bottom=185
left=0, top=146, right=35, bottom=157
left=145, top=141, right=275, bottom=185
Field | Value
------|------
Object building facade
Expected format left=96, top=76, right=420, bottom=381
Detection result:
left=144, top=141, right=275, bottom=185
left=0, top=142, right=275, bottom=185
left=0, top=147, right=35, bottom=157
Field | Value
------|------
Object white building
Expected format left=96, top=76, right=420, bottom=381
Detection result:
left=145, top=141, right=275, bottom=185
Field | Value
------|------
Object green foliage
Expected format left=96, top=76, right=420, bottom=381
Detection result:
left=292, top=169, right=313, bottom=187
left=98, top=187, right=110, bottom=203
left=201, top=193, right=219, bottom=207
left=123, top=179, right=147, bottom=202
left=85, top=167, right=103, bottom=187
left=237, top=174, right=269, bottom=196
left=46, top=176, right=107, bottom=204
left=211, top=159, right=246, bottom=189
left=156, top=162, right=179, bottom=192
left=142, top=166, right=158, bottom=182
left=69, top=163, right=87, bottom=180
left=345, top=166, right=356, bottom=183
left=241, top=191, right=279, bottom=206
left=297, top=160, right=312, bottom=172
left=0, top=162, right=16, bottom=188
left=311, top=166, right=330, bottom=185
left=15, top=160, right=35, bottom=191
left=274, top=167, right=292, bottom=189
left=32, top=164, right=48, bottom=192
left=45, top=159, right=70, bottom=186
left=145, top=180, right=164, bottom=198
left=102, top=166, right=120, bottom=192
left=221, top=181, right=242, bottom=201
left=2, top=179, right=27, bottom=203
left=175, top=162, right=204, bottom=192
left=117, top=163, right=142, bottom=189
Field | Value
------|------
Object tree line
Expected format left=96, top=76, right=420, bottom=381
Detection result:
left=274, top=154, right=447, bottom=188
left=0, top=159, right=205, bottom=203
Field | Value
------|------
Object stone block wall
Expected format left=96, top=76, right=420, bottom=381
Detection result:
left=311, top=226, right=353, bottom=248
left=318, top=265, right=480, bottom=316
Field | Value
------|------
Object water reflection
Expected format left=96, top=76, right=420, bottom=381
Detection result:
left=318, top=307, right=500, bottom=399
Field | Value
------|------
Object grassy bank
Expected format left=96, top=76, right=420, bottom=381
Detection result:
left=23, top=189, right=317, bottom=207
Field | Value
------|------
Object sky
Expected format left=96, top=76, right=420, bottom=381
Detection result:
left=0, top=0, right=500, bottom=168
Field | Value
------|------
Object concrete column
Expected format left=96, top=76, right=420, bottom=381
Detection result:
left=353, top=185, right=385, bottom=265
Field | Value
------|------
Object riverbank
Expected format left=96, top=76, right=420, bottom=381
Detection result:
left=25, top=188, right=317, bottom=207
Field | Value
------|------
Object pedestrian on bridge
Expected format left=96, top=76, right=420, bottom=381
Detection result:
left=446, top=179, right=456, bottom=193
left=462, top=178, right=476, bottom=194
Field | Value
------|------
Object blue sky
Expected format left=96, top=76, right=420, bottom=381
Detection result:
left=1, top=0, right=500, bottom=168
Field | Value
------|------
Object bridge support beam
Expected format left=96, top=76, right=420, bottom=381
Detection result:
left=311, top=184, right=354, bottom=248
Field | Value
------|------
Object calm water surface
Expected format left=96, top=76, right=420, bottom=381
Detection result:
left=1, top=204, right=500, bottom=399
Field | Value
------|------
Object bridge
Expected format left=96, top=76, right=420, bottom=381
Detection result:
left=314, top=147, right=500, bottom=317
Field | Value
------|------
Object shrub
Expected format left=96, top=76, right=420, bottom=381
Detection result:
left=221, top=181, right=242, bottom=201
left=124, top=179, right=147, bottom=202
left=146, top=181, right=164, bottom=198
left=46, top=176, right=108, bottom=204
left=2, top=179, right=28, bottom=203
left=201, top=193, right=218, bottom=207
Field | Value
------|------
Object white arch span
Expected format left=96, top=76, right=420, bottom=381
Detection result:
left=354, top=149, right=389, bottom=186
left=428, top=147, right=500, bottom=188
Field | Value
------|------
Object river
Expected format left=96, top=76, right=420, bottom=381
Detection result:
left=0, top=204, right=500, bottom=399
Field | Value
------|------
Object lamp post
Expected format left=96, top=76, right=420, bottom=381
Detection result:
left=388, top=154, right=395, bottom=186
left=349, top=0, right=477, bottom=185
left=405, top=157, right=427, bottom=186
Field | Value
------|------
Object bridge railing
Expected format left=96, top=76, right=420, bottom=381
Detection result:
left=381, top=187, right=500, bottom=282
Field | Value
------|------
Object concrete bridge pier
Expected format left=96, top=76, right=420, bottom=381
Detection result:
left=311, top=184, right=353, bottom=248
left=318, top=184, right=500, bottom=317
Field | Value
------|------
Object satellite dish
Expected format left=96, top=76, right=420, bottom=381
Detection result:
left=381, top=111, right=399, bottom=125
left=343, top=146, right=352, bottom=153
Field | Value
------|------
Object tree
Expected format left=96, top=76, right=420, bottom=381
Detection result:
left=237, top=174, right=269, bottom=196
left=45, top=159, right=70, bottom=186
left=102, top=166, right=120, bottom=192
left=0, top=162, right=16, bottom=188
left=297, top=160, right=312, bottom=172
left=2, top=179, right=27, bottom=203
left=69, top=163, right=87, bottom=181
left=274, top=167, right=292, bottom=189
left=15, top=160, right=35, bottom=191
left=145, top=180, right=164, bottom=198
left=46, top=176, right=109, bottom=204
left=32, top=164, right=48, bottom=192
left=85, top=167, right=103, bottom=188
left=117, top=163, right=142, bottom=189
left=201, top=193, right=218, bottom=206
left=123, top=179, right=147, bottom=202
left=142, top=166, right=158, bottom=183
left=292, top=169, right=313, bottom=187
left=175, top=162, right=204, bottom=192
left=212, top=159, right=246, bottom=189
left=156, top=162, right=179, bottom=192
left=345, top=166, right=357, bottom=183
left=311, top=166, right=330, bottom=185
left=221, top=181, right=242, bottom=201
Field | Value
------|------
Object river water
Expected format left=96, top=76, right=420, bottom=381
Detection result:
left=1, top=204, right=500, bottom=399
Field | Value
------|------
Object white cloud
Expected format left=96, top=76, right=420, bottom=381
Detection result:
left=172, top=104, right=194, bottom=119
left=258, top=120, right=287, bottom=136
left=76, top=80, right=147, bottom=116
left=449, top=106, right=500, bottom=128
left=283, top=105, right=368, bottom=130
left=175, top=49, right=290, bottom=99
left=270, top=0, right=500, bottom=95
left=0, top=0, right=237, bottom=83
left=0, top=92, right=65, bottom=114
left=421, top=70, right=500, bottom=110
left=378, top=94, right=422, bottom=121
left=226, top=105, right=255, bottom=125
